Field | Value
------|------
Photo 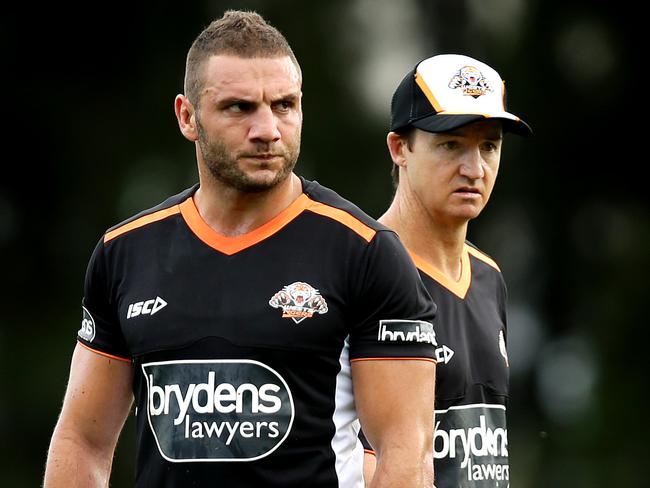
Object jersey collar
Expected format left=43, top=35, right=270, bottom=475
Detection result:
left=179, top=192, right=311, bottom=255
left=408, top=244, right=472, bottom=299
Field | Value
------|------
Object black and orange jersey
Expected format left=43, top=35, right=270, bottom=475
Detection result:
left=76, top=177, right=437, bottom=488
left=361, top=243, right=510, bottom=488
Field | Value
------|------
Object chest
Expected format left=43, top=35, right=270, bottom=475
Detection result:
left=110, top=233, right=352, bottom=358
left=427, top=276, right=509, bottom=403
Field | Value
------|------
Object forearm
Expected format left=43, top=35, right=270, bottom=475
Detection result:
left=370, top=446, right=433, bottom=488
left=44, top=427, right=114, bottom=488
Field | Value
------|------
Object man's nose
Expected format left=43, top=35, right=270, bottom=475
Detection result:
left=459, top=147, right=485, bottom=179
left=249, top=106, right=281, bottom=143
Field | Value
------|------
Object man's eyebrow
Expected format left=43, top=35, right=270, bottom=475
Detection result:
left=210, top=92, right=300, bottom=106
left=214, top=96, right=255, bottom=105
left=272, top=92, right=301, bottom=102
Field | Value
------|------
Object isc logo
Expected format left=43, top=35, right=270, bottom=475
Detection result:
left=127, top=296, right=167, bottom=319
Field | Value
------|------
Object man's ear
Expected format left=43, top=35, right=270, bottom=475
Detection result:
left=174, top=95, right=199, bottom=142
left=386, top=131, right=410, bottom=168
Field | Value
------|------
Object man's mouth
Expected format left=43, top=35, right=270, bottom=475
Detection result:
left=244, top=153, right=279, bottom=160
left=453, top=187, right=482, bottom=198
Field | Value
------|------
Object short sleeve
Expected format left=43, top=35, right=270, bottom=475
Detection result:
left=348, top=230, right=437, bottom=361
left=77, top=236, right=131, bottom=361
left=358, top=429, right=374, bottom=452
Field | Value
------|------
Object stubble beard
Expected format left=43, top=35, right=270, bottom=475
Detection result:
left=196, top=119, right=300, bottom=193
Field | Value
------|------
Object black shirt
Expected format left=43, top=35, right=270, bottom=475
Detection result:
left=77, top=178, right=437, bottom=487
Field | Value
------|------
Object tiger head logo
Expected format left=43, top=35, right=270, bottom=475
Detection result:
left=448, top=65, right=494, bottom=98
left=269, top=281, right=328, bottom=324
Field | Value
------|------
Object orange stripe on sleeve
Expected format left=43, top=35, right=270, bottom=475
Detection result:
left=77, top=341, right=132, bottom=363
left=350, top=357, right=437, bottom=364
left=104, top=205, right=181, bottom=243
left=305, top=200, right=376, bottom=242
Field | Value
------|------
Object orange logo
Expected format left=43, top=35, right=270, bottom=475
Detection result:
left=269, top=282, right=328, bottom=324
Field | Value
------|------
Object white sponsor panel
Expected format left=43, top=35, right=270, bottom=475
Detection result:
left=78, top=306, right=96, bottom=342
left=142, top=359, right=294, bottom=462
left=378, top=320, right=437, bottom=345
left=433, top=404, right=509, bottom=487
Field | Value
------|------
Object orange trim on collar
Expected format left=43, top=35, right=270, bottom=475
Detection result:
left=179, top=193, right=311, bottom=256
left=179, top=193, right=377, bottom=255
left=409, top=245, right=472, bottom=299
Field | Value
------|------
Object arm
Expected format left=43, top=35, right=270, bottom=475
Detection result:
left=363, top=451, right=377, bottom=487
left=44, top=344, right=134, bottom=487
left=353, top=359, right=435, bottom=488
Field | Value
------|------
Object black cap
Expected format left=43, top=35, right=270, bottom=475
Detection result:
left=390, top=54, right=532, bottom=136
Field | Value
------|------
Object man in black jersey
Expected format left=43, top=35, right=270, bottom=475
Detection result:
left=361, top=54, right=531, bottom=487
left=44, top=10, right=438, bottom=488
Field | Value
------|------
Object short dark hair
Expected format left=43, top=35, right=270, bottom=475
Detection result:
left=184, top=10, right=301, bottom=107
left=390, top=127, right=417, bottom=187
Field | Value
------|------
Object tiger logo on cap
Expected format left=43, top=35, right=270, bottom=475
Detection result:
left=448, top=65, right=493, bottom=98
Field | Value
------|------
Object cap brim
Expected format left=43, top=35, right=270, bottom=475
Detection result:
left=411, top=113, right=532, bottom=136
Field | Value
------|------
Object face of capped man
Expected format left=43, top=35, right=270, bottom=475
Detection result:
left=194, top=55, right=302, bottom=193
left=399, top=120, right=503, bottom=225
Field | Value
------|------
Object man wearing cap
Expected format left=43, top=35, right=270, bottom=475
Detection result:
left=361, top=54, right=531, bottom=487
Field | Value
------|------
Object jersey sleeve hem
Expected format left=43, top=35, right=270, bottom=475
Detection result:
left=364, top=448, right=376, bottom=456
left=350, top=357, right=437, bottom=364
left=77, top=340, right=132, bottom=363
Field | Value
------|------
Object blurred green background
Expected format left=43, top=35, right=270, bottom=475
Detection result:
left=1, top=1, right=645, bottom=486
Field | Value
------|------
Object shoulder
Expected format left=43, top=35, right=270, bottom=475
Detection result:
left=103, top=185, right=197, bottom=244
left=465, top=240, right=501, bottom=273
left=300, top=178, right=393, bottom=242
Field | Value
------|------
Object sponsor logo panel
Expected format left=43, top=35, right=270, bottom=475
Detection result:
left=378, top=320, right=437, bottom=345
left=433, top=404, right=509, bottom=487
left=78, top=306, right=96, bottom=342
left=142, top=359, right=294, bottom=462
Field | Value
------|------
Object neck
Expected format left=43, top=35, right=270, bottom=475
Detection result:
left=379, top=191, right=468, bottom=282
left=193, top=173, right=303, bottom=237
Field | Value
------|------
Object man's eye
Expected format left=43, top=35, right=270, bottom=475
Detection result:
left=440, top=141, right=459, bottom=150
left=274, top=100, right=293, bottom=111
left=481, top=142, right=498, bottom=152
left=227, top=102, right=252, bottom=113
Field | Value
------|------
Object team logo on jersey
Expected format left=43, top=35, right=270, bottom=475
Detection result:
left=78, top=306, right=96, bottom=342
left=448, top=65, right=494, bottom=98
left=127, top=296, right=167, bottom=319
left=499, top=329, right=509, bottom=367
left=268, top=282, right=328, bottom=324
left=143, top=359, right=294, bottom=462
